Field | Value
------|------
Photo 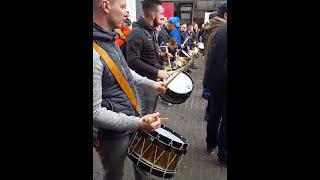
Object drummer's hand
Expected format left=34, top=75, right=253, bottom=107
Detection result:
left=181, top=44, right=185, bottom=49
left=157, top=70, right=169, bottom=80
left=161, top=53, right=173, bottom=61
left=154, top=81, right=166, bottom=94
left=138, top=112, right=161, bottom=132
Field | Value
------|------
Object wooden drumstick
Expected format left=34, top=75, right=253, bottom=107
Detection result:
left=167, top=57, right=172, bottom=71
left=166, top=48, right=172, bottom=71
left=164, top=62, right=192, bottom=86
left=162, top=55, right=195, bottom=88
left=143, top=115, right=169, bottom=123
left=162, top=65, right=186, bottom=86
left=160, top=118, right=169, bottom=122
left=165, top=57, right=194, bottom=82
left=167, top=70, right=176, bottom=75
left=181, top=35, right=190, bottom=47
left=163, top=70, right=182, bottom=87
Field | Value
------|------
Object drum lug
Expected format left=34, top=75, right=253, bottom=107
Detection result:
left=152, top=138, right=159, bottom=145
left=165, top=145, right=172, bottom=152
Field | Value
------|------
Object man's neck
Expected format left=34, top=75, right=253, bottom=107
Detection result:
left=93, top=14, right=112, bottom=32
left=143, top=16, right=154, bottom=27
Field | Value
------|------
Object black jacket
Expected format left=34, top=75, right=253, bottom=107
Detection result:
left=158, top=25, right=171, bottom=45
left=126, top=16, right=162, bottom=80
left=204, top=23, right=227, bottom=95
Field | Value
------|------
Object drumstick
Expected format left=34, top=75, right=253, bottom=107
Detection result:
left=163, top=59, right=194, bottom=86
left=160, top=118, right=169, bottom=123
left=181, top=35, right=190, bottom=47
left=164, top=62, right=188, bottom=84
left=166, top=48, right=172, bottom=71
left=167, top=70, right=176, bottom=75
left=143, top=116, right=169, bottom=123
left=163, top=70, right=182, bottom=87
left=166, top=57, right=194, bottom=76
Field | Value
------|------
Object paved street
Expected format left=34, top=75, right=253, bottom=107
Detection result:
left=124, top=54, right=227, bottom=180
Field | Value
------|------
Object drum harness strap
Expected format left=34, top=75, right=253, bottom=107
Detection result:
left=93, top=41, right=140, bottom=115
left=93, top=41, right=141, bottom=148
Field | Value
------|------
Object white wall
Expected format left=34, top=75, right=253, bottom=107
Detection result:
left=204, top=11, right=213, bottom=24
left=126, top=0, right=137, bottom=22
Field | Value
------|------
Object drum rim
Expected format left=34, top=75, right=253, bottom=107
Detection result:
left=149, top=124, right=189, bottom=150
left=132, top=129, right=188, bottom=155
left=159, top=72, right=194, bottom=104
left=159, top=94, right=189, bottom=104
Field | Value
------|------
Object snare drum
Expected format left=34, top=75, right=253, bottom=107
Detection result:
left=160, top=72, right=193, bottom=104
left=127, top=125, right=189, bottom=178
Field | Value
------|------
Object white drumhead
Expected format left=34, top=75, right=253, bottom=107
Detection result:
left=168, top=73, right=193, bottom=94
left=198, top=43, right=204, bottom=49
left=192, top=47, right=199, bottom=55
left=155, top=128, right=184, bottom=144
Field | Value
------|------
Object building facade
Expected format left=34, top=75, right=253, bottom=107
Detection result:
left=132, top=0, right=226, bottom=26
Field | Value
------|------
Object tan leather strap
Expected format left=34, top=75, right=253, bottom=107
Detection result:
left=93, top=41, right=139, bottom=114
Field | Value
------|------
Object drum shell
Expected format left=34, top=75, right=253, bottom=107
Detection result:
left=127, top=125, right=189, bottom=178
left=160, top=72, right=194, bottom=104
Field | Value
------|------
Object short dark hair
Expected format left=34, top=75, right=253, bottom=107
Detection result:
left=216, top=2, right=227, bottom=18
left=180, top=22, right=187, bottom=28
left=180, top=21, right=187, bottom=25
left=142, top=0, right=162, bottom=16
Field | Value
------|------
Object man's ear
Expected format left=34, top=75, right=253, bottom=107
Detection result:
left=102, top=0, right=111, bottom=14
left=224, top=12, right=227, bottom=19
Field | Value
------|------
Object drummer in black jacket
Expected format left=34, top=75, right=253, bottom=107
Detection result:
left=126, top=0, right=169, bottom=120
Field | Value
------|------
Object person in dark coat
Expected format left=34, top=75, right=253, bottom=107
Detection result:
left=204, top=22, right=227, bottom=166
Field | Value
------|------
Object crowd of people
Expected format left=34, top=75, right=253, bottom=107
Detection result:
left=93, top=0, right=227, bottom=179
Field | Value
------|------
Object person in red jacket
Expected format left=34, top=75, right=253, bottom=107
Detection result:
left=115, top=22, right=131, bottom=47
